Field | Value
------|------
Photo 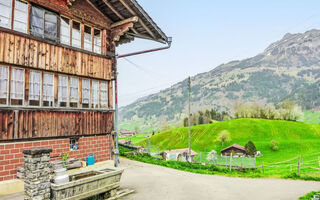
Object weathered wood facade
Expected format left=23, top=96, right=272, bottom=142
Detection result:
left=0, top=0, right=169, bottom=181
left=0, top=110, right=113, bottom=140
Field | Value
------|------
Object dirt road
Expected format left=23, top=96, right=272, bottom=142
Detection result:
left=119, top=158, right=320, bottom=200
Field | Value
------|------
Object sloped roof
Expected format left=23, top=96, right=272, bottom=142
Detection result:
left=90, top=0, right=168, bottom=45
left=221, top=144, right=247, bottom=152
left=165, top=148, right=198, bottom=156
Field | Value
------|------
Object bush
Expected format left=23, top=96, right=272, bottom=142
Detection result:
left=270, top=140, right=279, bottom=151
left=245, top=141, right=257, bottom=156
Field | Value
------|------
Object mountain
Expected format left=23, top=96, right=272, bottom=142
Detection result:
left=119, top=29, right=320, bottom=130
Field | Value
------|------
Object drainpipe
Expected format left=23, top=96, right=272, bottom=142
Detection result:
left=113, top=37, right=172, bottom=167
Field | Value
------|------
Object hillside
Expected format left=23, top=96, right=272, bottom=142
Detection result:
left=137, top=119, right=320, bottom=164
left=120, top=29, right=320, bottom=129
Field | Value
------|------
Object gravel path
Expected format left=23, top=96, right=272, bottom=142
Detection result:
left=119, top=158, right=320, bottom=200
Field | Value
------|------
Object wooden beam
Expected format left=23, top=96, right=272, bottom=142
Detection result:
left=101, top=0, right=138, bottom=34
left=118, top=0, right=156, bottom=39
left=111, top=16, right=139, bottom=28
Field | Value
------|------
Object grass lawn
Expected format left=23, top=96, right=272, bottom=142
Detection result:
left=119, top=133, right=150, bottom=145
left=298, top=191, right=320, bottom=200
left=137, top=118, right=320, bottom=178
left=301, top=111, right=320, bottom=124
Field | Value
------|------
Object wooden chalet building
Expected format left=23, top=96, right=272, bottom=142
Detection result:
left=0, top=0, right=168, bottom=181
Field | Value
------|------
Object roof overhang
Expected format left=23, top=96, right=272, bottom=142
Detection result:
left=89, top=0, right=169, bottom=46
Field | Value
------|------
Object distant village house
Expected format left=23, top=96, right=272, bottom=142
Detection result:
left=221, top=144, right=247, bottom=157
left=161, top=148, right=198, bottom=162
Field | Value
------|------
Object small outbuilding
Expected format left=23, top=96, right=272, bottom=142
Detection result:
left=161, top=148, right=198, bottom=162
left=221, top=144, right=247, bottom=157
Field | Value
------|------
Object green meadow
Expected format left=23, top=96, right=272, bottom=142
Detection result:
left=135, top=118, right=320, bottom=177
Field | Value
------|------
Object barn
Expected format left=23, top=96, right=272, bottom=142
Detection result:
left=0, top=0, right=169, bottom=181
left=221, top=144, right=247, bottom=157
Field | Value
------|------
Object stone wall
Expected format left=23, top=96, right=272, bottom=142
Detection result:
left=23, top=147, right=52, bottom=200
left=0, top=135, right=113, bottom=181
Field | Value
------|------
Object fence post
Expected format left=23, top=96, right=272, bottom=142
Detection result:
left=229, top=152, right=233, bottom=171
left=241, top=158, right=243, bottom=169
left=298, top=156, right=301, bottom=175
left=262, top=161, right=264, bottom=173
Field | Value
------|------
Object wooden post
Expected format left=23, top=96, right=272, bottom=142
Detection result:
left=262, top=161, right=264, bottom=173
left=229, top=152, right=232, bottom=171
left=298, top=156, right=301, bottom=175
left=241, top=158, right=243, bottom=169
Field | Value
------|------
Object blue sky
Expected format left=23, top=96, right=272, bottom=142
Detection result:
left=117, top=0, right=320, bottom=107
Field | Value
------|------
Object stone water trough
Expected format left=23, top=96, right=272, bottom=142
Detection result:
left=51, top=167, right=124, bottom=200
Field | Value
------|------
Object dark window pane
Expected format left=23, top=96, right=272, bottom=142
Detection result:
left=31, top=7, right=44, bottom=36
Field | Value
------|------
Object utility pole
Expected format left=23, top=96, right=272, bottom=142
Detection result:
left=114, top=73, right=119, bottom=167
left=188, top=76, right=191, bottom=160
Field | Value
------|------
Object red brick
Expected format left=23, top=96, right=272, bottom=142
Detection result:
left=3, top=175, right=14, bottom=181
left=9, top=170, right=16, bottom=175
left=0, top=145, right=4, bottom=150
left=0, top=150, right=9, bottom=154
left=24, top=143, right=33, bottom=147
left=11, top=149, right=21, bottom=154
left=0, top=160, right=9, bottom=165
left=0, top=171, right=9, bottom=177
left=10, top=159, right=20, bottom=164
left=5, top=144, right=14, bottom=149
left=5, top=154, right=13, bottom=160
left=14, top=154, right=23, bottom=159
left=33, top=142, right=41, bottom=147
left=40, top=141, right=49, bottom=146
left=14, top=143, right=24, bottom=148
left=5, top=165, right=14, bottom=170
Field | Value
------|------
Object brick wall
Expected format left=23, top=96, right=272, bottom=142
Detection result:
left=0, top=135, right=113, bottom=181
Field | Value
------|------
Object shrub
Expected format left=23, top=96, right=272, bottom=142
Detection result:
left=216, top=130, right=231, bottom=146
left=245, top=141, right=257, bottom=156
left=270, top=140, right=279, bottom=151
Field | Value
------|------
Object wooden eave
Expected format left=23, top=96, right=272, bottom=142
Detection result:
left=89, top=0, right=168, bottom=45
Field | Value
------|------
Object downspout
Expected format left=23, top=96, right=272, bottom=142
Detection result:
left=113, top=37, right=172, bottom=167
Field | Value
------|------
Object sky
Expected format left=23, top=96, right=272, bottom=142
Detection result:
left=116, top=0, right=320, bottom=107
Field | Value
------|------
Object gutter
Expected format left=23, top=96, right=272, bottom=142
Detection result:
left=113, top=37, right=172, bottom=167
left=116, top=37, right=172, bottom=58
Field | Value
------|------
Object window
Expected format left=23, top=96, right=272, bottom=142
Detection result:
left=72, top=21, right=81, bottom=48
left=70, top=137, right=79, bottom=150
left=82, top=79, right=90, bottom=108
left=29, top=71, right=41, bottom=106
left=101, top=81, right=108, bottom=108
left=60, top=17, right=70, bottom=45
left=94, top=29, right=101, bottom=54
left=0, top=0, right=12, bottom=29
left=58, top=75, right=68, bottom=107
left=0, top=66, right=9, bottom=105
left=31, top=6, right=58, bottom=41
left=14, top=0, right=28, bottom=33
left=70, top=77, right=78, bottom=107
left=43, top=73, right=54, bottom=106
left=84, top=25, right=92, bottom=51
left=92, top=80, right=99, bottom=108
left=11, top=68, right=24, bottom=105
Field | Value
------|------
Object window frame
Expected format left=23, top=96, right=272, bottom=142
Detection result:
left=29, top=70, right=41, bottom=106
left=0, top=65, right=9, bottom=106
left=69, top=76, right=79, bottom=108
left=91, top=80, right=99, bottom=108
left=93, top=29, right=102, bottom=54
left=81, top=78, right=90, bottom=108
left=71, top=20, right=81, bottom=49
left=42, top=72, right=54, bottom=107
left=30, top=5, right=59, bottom=41
left=84, top=24, right=92, bottom=52
left=60, top=15, right=70, bottom=45
left=100, top=81, right=108, bottom=108
left=10, top=67, right=25, bottom=106
left=0, top=0, right=13, bottom=29
left=58, top=75, right=68, bottom=107
left=13, top=0, right=29, bottom=33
